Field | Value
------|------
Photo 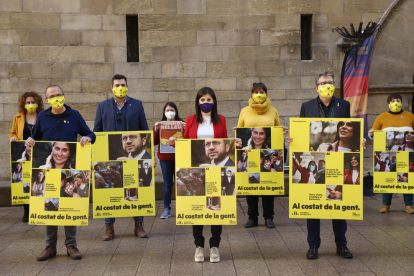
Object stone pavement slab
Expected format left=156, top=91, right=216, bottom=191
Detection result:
left=1, top=195, right=414, bottom=275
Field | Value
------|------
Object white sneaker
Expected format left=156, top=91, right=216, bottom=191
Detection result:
left=194, top=246, right=204, bottom=262
left=210, top=247, right=220, bottom=263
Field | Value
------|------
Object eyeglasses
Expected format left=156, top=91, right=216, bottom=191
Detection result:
left=317, top=81, right=335, bottom=86
left=46, top=93, right=64, bottom=100
left=116, top=112, right=122, bottom=123
left=203, top=141, right=222, bottom=148
left=122, top=135, right=139, bottom=142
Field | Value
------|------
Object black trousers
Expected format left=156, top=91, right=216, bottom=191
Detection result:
left=307, top=219, right=347, bottom=248
left=246, top=195, right=274, bottom=220
left=193, top=225, right=222, bottom=248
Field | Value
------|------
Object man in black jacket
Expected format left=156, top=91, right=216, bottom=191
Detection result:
left=299, top=71, right=353, bottom=260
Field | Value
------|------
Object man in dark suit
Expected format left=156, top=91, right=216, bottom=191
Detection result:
left=94, top=74, right=149, bottom=241
left=139, top=162, right=152, bottom=187
left=118, top=133, right=151, bottom=160
left=222, top=169, right=235, bottom=195
left=201, top=140, right=235, bottom=167
left=299, top=71, right=353, bottom=260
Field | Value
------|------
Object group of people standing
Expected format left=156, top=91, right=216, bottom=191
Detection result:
left=9, top=71, right=414, bottom=263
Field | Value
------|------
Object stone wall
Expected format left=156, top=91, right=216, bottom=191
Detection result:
left=1, top=0, right=410, bottom=180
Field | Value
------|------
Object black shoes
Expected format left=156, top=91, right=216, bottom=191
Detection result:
left=244, top=219, right=258, bottom=228
left=306, top=245, right=318, bottom=259
left=336, top=245, right=353, bottom=258
left=265, top=219, right=275, bottom=228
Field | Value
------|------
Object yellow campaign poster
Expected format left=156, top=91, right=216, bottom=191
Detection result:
left=289, top=118, right=364, bottom=220
left=10, top=141, right=32, bottom=205
left=235, top=127, right=285, bottom=195
left=29, top=141, right=91, bottom=226
left=175, top=139, right=237, bottom=225
left=92, top=132, right=155, bottom=218
left=373, top=131, right=414, bottom=193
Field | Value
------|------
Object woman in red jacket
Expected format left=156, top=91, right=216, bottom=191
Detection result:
left=183, top=87, right=227, bottom=264
left=344, top=154, right=360, bottom=184
left=153, top=102, right=185, bottom=219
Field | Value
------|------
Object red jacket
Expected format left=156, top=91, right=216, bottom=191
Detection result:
left=344, top=169, right=360, bottom=184
left=293, top=158, right=311, bottom=183
left=183, top=114, right=228, bottom=139
left=153, top=126, right=175, bottom=162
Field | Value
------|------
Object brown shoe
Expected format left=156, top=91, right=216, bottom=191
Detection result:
left=405, top=205, right=414, bottom=214
left=102, top=223, right=115, bottom=241
left=67, top=245, right=82, bottom=260
left=37, top=245, right=57, bottom=261
left=134, top=220, right=149, bottom=238
left=379, top=205, right=390, bottom=213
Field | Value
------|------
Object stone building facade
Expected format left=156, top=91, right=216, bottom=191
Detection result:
left=0, top=0, right=413, bottom=179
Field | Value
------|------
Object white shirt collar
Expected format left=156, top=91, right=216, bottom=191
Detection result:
left=216, top=156, right=229, bottom=167
left=133, top=150, right=147, bottom=160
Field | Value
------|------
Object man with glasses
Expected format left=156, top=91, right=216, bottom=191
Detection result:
left=117, top=134, right=151, bottom=160
left=299, top=72, right=353, bottom=260
left=200, top=140, right=234, bottom=167
left=26, top=85, right=96, bottom=261
left=94, top=74, right=149, bottom=241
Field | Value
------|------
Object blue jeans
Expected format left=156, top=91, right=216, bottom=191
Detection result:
left=160, top=160, right=175, bottom=210
left=105, top=216, right=143, bottom=225
left=382, top=193, right=414, bottom=205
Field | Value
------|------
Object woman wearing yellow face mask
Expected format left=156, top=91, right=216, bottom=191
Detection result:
left=369, top=93, right=414, bottom=214
left=9, top=91, right=44, bottom=222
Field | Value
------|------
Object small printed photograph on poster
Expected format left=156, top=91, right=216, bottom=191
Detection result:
left=221, top=167, right=235, bottom=196
left=138, top=160, right=152, bottom=187
left=374, top=151, right=397, bottom=172
left=385, top=131, right=414, bottom=151
left=410, top=152, right=414, bottom=172
left=206, top=197, right=221, bottom=210
left=326, top=185, right=343, bottom=201
left=31, top=169, right=45, bottom=197
left=108, top=133, right=152, bottom=160
left=23, top=183, right=30, bottom=193
left=191, top=140, right=235, bottom=167
left=260, top=150, right=283, bottom=172
left=344, top=153, right=361, bottom=185
left=248, top=173, right=260, bottom=184
left=159, top=121, right=183, bottom=153
left=292, top=152, right=326, bottom=184
left=176, top=168, right=205, bottom=196
left=309, top=121, right=361, bottom=152
left=11, top=141, right=31, bottom=162
left=236, top=150, right=248, bottom=172
left=11, top=162, right=23, bottom=183
left=61, top=170, right=90, bottom=198
left=94, top=161, right=124, bottom=188
left=124, top=188, right=138, bottom=201
left=397, top=173, right=408, bottom=183
left=44, top=198, right=59, bottom=211
left=32, top=142, right=77, bottom=169
left=236, top=127, right=271, bottom=149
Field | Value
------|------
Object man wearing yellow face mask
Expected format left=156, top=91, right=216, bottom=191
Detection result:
left=369, top=93, right=414, bottom=214
left=94, top=74, right=150, bottom=242
left=25, top=85, right=96, bottom=262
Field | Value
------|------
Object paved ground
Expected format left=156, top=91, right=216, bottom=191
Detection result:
left=1, top=195, right=414, bottom=276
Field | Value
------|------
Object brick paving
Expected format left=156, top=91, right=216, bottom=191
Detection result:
left=1, top=195, right=414, bottom=276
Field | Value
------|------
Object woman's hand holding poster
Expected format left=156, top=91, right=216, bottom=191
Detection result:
left=289, top=119, right=364, bottom=220
left=29, top=141, right=91, bottom=226
left=235, top=127, right=285, bottom=195
left=373, top=131, right=414, bottom=193
left=175, top=139, right=237, bottom=225
left=92, top=132, right=156, bottom=218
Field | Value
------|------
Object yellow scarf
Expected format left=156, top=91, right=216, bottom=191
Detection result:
left=249, top=98, right=271, bottom=115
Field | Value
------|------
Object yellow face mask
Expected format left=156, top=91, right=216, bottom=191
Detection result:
left=48, top=96, right=65, bottom=109
left=318, top=84, right=335, bottom=98
left=252, top=93, right=267, bottom=104
left=112, top=87, right=128, bottom=98
left=25, top=104, right=38, bottom=114
left=389, top=102, right=402, bottom=113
